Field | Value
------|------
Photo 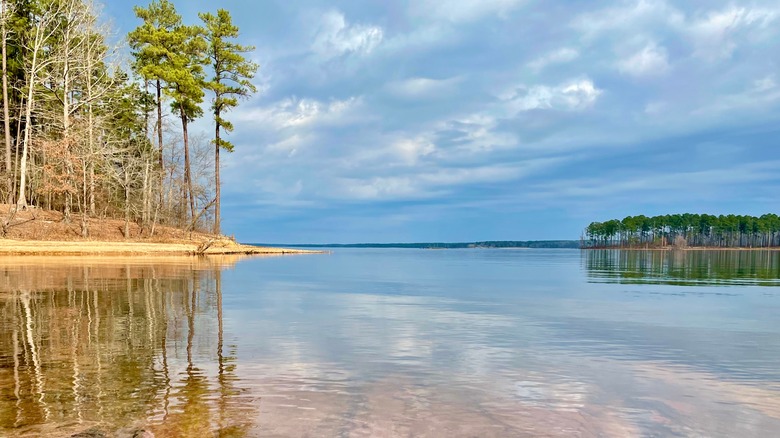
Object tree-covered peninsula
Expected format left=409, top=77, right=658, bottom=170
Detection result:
left=583, top=214, right=780, bottom=249
left=0, top=0, right=256, bottom=239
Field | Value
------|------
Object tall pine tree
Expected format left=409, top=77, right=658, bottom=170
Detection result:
left=128, top=0, right=180, bottom=215
left=166, top=23, right=206, bottom=225
left=130, top=1, right=206, bottom=225
left=200, top=9, right=257, bottom=234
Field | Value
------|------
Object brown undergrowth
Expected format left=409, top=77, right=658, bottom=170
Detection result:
left=0, top=204, right=320, bottom=255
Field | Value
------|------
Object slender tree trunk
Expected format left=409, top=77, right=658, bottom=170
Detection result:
left=156, top=80, right=163, bottom=211
left=12, top=96, right=21, bottom=200
left=180, top=104, right=195, bottom=224
left=63, top=47, right=72, bottom=221
left=87, top=77, right=95, bottom=216
left=214, top=121, right=220, bottom=235
left=142, top=158, right=149, bottom=231
left=80, top=161, right=87, bottom=237
left=2, top=0, right=10, bottom=203
left=144, top=80, right=149, bottom=138
left=18, top=58, right=37, bottom=208
left=124, top=172, right=130, bottom=239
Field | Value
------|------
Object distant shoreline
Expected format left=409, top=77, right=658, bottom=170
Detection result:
left=257, top=240, right=581, bottom=249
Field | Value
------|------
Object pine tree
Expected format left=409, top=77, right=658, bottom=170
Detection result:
left=128, top=0, right=180, bottom=214
left=130, top=1, right=207, bottom=226
left=1, top=0, right=11, bottom=202
left=166, top=23, right=206, bottom=225
left=200, top=9, right=257, bottom=235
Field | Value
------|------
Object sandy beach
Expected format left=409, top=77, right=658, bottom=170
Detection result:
left=0, top=205, right=321, bottom=256
left=0, top=238, right=321, bottom=255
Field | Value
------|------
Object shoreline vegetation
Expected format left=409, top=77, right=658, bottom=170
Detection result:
left=582, top=213, right=780, bottom=249
left=583, top=246, right=780, bottom=251
left=0, top=204, right=319, bottom=255
left=0, top=1, right=259, bottom=243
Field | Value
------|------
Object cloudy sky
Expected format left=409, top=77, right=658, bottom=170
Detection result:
left=104, top=0, right=780, bottom=243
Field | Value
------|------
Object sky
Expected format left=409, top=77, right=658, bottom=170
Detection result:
left=103, top=0, right=780, bottom=243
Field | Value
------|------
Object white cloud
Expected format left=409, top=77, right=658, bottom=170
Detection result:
left=691, top=75, right=780, bottom=116
left=338, top=164, right=524, bottom=200
left=618, top=43, right=670, bottom=77
left=688, top=6, right=779, bottom=60
left=573, top=0, right=684, bottom=39
left=528, top=47, right=579, bottom=72
left=753, top=75, right=776, bottom=92
left=236, top=96, right=361, bottom=130
left=436, top=115, right=517, bottom=153
left=311, top=11, right=383, bottom=60
left=530, top=160, right=780, bottom=201
left=341, top=176, right=422, bottom=200
left=504, top=79, right=602, bottom=114
left=334, top=155, right=566, bottom=201
left=411, top=0, right=525, bottom=23
left=394, top=137, right=436, bottom=164
left=265, top=134, right=310, bottom=157
left=384, top=77, right=462, bottom=100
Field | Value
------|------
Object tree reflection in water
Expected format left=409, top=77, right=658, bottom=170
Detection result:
left=585, top=249, right=780, bottom=286
left=0, top=256, right=256, bottom=437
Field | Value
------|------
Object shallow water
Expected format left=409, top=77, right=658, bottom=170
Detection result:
left=0, top=249, right=778, bottom=437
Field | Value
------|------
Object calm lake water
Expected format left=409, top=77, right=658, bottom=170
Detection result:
left=1, top=249, right=779, bottom=437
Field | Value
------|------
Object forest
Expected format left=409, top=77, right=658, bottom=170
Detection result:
left=0, top=0, right=256, bottom=237
left=583, top=214, right=780, bottom=248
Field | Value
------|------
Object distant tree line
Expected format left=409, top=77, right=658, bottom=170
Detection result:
left=583, top=214, right=780, bottom=248
left=0, top=0, right=256, bottom=237
left=266, top=240, right=581, bottom=249
left=468, top=240, right=579, bottom=249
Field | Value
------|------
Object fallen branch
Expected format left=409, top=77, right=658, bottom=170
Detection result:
left=187, top=197, right=217, bottom=236
left=196, top=238, right=215, bottom=254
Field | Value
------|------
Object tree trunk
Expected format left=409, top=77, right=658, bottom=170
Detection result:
left=124, top=172, right=130, bottom=239
left=180, top=104, right=195, bottom=223
left=80, top=161, right=88, bottom=238
left=214, top=121, right=220, bottom=235
left=142, top=158, right=150, bottom=232
left=63, top=42, right=72, bottom=221
left=18, top=54, right=37, bottom=208
left=87, top=91, right=95, bottom=216
left=2, top=0, right=10, bottom=203
left=156, top=80, right=163, bottom=211
left=11, top=96, right=21, bottom=200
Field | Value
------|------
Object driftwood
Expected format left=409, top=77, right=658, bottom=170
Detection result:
left=1, top=205, right=36, bottom=237
left=195, top=239, right=215, bottom=254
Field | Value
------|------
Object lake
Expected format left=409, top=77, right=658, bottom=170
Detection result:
left=1, top=249, right=779, bottom=437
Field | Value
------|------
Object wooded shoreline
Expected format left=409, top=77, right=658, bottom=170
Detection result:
left=582, top=246, right=780, bottom=251
left=0, top=204, right=321, bottom=255
left=0, top=0, right=259, bottom=240
left=583, top=214, right=780, bottom=249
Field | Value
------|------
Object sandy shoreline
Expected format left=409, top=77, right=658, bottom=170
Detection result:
left=0, top=238, right=324, bottom=256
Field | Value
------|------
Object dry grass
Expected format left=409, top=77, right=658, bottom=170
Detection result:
left=0, top=204, right=320, bottom=255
